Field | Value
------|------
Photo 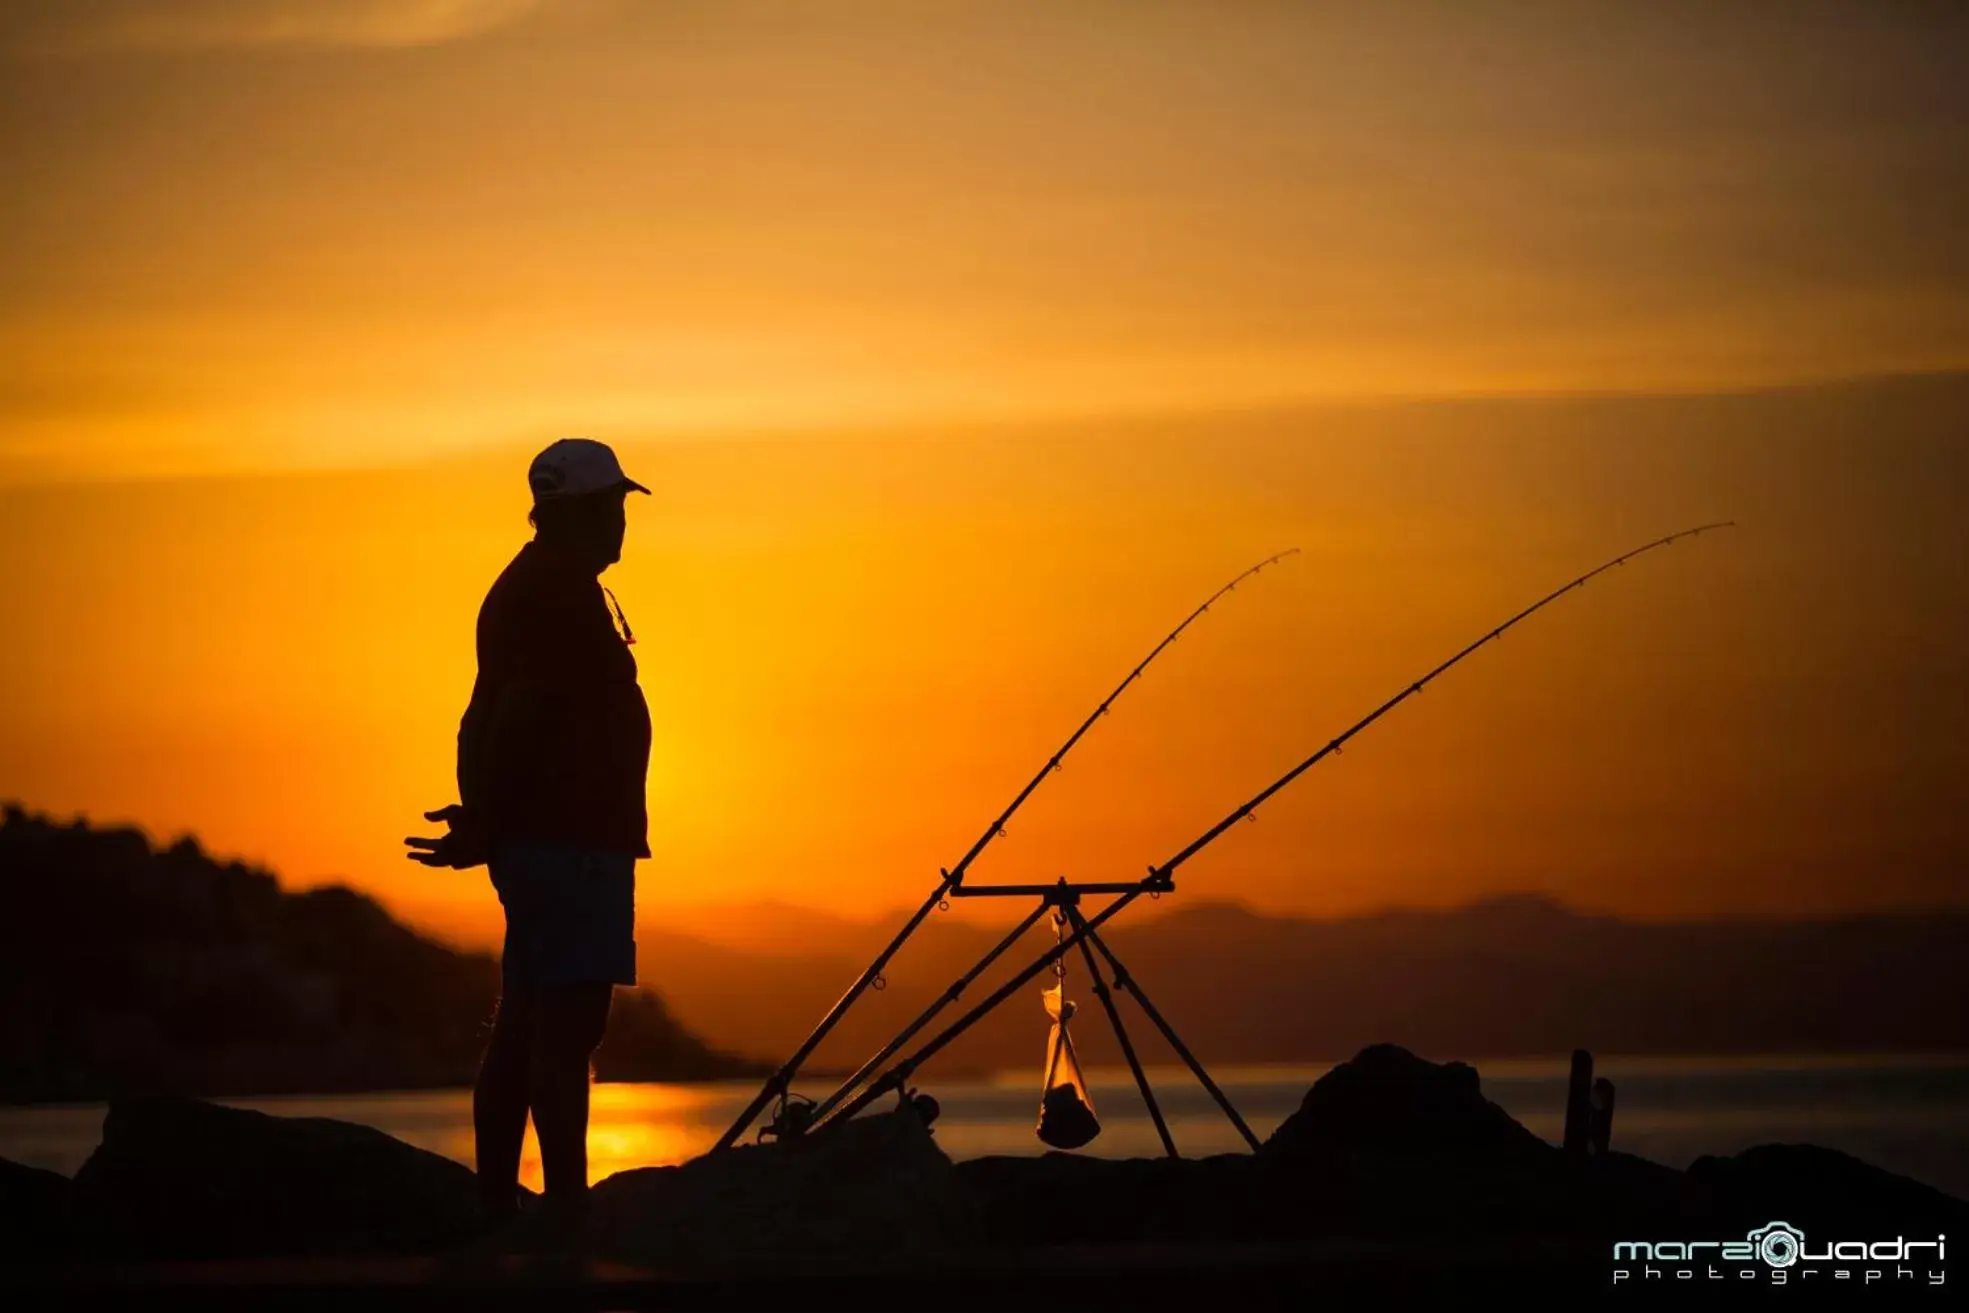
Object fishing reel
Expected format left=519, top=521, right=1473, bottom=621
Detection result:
left=759, top=1090, right=816, bottom=1142
left=901, top=1085, right=941, bottom=1130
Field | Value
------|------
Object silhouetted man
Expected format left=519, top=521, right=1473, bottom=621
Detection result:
left=406, top=437, right=652, bottom=1225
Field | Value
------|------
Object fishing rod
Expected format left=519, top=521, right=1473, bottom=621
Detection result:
left=716, top=547, right=1301, bottom=1149
left=816, top=522, right=1736, bottom=1131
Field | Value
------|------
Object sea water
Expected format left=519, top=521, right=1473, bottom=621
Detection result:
left=4, top=1054, right=1965, bottom=1199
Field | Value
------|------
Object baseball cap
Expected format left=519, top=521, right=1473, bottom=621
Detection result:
left=528, top=438, right=651, bottom=502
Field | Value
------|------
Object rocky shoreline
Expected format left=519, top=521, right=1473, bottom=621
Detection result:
left=5, top=1045, right=1962, bottom=1305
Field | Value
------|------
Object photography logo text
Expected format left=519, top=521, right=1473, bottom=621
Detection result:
left=1612, top=1221, right=1945, bottom=1287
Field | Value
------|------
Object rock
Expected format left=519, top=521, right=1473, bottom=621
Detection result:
left=71, top=1095, right=494, bottom=1259
left=956, top=1151, right=1352, bottom=1249
left=958, top=1044, right=1593, bottom=1250
left=1687, top=1142, right=1969, bottom=1236
left=958, top=1153, right=1197, bottom=1248
left=1263, top=1044, right=1553, bottom=1161
left=1574, top=1149, right=1705, bottom=1234
left=1255, top=1045, right=1574, bottom=1237
left=585, top=1107, right=977, bottom=1272
left=0, top=1156, right=72, bottom=1259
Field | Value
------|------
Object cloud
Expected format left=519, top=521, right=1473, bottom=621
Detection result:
left=0, top=0, right=552, bottom=56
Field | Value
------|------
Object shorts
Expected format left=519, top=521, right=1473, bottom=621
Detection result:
left=489, top=836, right=638, bottom=992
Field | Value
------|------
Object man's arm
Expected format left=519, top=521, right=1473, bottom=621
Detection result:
left=457, top=673, right=496, bottom=819
left=406, top=677, right=513, bottom=870
left=463, top=678, right=557, bottom=824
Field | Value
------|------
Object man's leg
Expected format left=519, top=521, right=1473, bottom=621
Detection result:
left=472, top=990, right=534, bottom=1221
left=527, top=983, right=614, bottom=1202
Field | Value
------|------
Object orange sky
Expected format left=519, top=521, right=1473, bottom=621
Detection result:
left=1, top=2, right=1965, bottom=947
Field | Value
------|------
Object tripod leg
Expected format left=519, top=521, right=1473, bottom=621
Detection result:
left=817, top=889, right=1148, bottom=1131
left=1067, top=909, right=1178, bottom=1159
left=1081, top=923, right=1262, bottom=1152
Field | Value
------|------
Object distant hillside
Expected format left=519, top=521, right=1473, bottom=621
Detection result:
left=0, top=806, right=763, bottom=1103
left=634, top=893, right=1969, bottom=1078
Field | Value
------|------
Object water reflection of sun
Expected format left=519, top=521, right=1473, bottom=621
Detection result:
left=516, top=1082, right=730, bottom=1193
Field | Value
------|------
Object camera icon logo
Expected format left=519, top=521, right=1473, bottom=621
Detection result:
left=1746, top=1221, right=1806, bottom=1268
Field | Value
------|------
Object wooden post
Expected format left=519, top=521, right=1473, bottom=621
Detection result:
left=1590, top=1077, right=1616, bottom=1157
left=1562, top=1049, right=1594, bottom=1159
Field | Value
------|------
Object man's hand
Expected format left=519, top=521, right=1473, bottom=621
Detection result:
left=404, top=803, right=490, bottom=869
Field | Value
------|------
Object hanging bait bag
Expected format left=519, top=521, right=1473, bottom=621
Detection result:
left=1036, top=981, right=1101, bottom=1149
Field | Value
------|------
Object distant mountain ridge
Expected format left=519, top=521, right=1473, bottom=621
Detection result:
left=0, top=806, right=762, bottom=1103
left=633, top=891, right=1969, bottom=1079
left=7, top=798, right=1959, bottom=1104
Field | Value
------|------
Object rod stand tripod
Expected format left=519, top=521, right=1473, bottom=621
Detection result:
left=738, top=873, right=1260, bottom=1158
